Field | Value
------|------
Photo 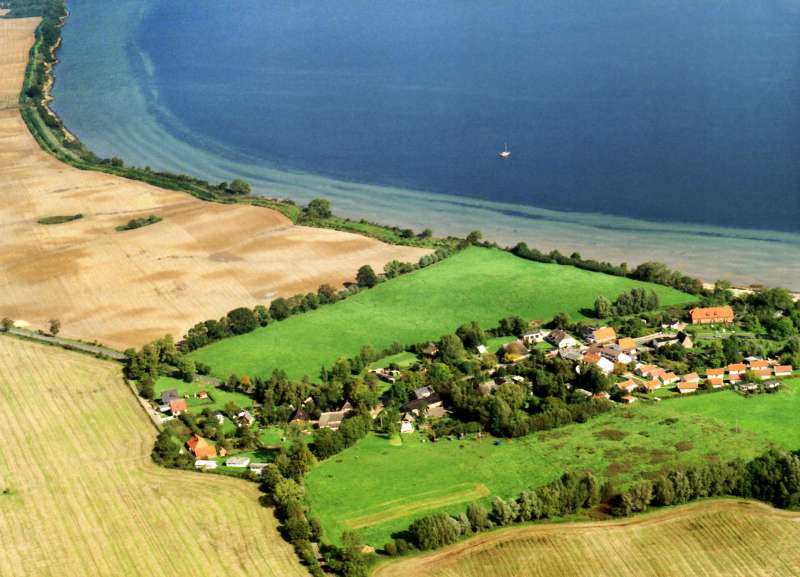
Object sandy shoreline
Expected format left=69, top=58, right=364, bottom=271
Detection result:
left=0, top=17, right=428, bottom=350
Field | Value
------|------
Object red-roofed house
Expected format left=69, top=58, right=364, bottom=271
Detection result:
left=677, top=381, right=699, bottom=394
left=706, top=368, right=725, bottom=379
left=682, top=373, right=700, bottom=385
left=748, top=359, right=770, bottom=369
left=752, top=367, right=772, bottom=381
left=660, top=372, right=679, bottom=385
left=621, top=395, right=637, bottom=404
left=582, top=326, right=617, bottom=345
left=707, top=377, right=725, bottom=389
left=169, top=399, right=188, bottom=416
left=617, top=337, right=637, bottom=353
left=727, top=363, right=747, bottom=376
left=641, top=379, right=661, bottom=393
left=690, top=306, right=734, bottom=325
left=774, top=365, right=793, bottom=377
left=187, top=435, right=217, bottom=460
left=616, top=380, right=637, bottom=393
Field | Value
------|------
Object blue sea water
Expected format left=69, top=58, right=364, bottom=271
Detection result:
left=51, top=0, right=800, bottom=287
left=133, top=0, right=800, bottom=231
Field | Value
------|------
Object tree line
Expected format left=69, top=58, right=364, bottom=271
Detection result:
left=510, top=242, right=704, bottom=295
left=389, top=449, right=800, bottom=554
left=180, top=246, right=456, bottom=353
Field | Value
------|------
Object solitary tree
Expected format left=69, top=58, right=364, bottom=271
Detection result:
left=269, top=297, right=291, bottom=321
left=317, top=283, right=338, bottom=304
left=176, top=356, right=196, bottom=383
left=49, top=319, right=61, bottom=336
left=466, top=230, right=483, bottom=245
left=228, top=178, right=251, bottom=195
left=1, top=318, right=12, bottom=332
left=226, top=307, right=258, bottom=334
left=356, top=265, right=378, bottom=288
left=594, top=295, right=612, bottom=319
left=306, top=198, right=332, bottom=219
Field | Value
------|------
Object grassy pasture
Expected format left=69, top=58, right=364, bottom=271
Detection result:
left=192, top=248, right=695, bottom=381
left=0, top=337, right=307, bottom=577
left=660, top=377, right=800, bottom=450
left=373, top=500, right=800, bottom=577
left=306, top=397, right=772, bottom=546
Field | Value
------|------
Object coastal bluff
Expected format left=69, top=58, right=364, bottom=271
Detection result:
left=0, top=17, right=429, bottom=349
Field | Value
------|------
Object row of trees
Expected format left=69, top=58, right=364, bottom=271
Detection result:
left=393, top=449, right=800, bottom=555
left=180, top=246, right=456, bottom=353
left=260, top=431, right=370, bottom=577
left=401, top=471, right=601, bottom=551
left=510, top=242, right=704, bottom=295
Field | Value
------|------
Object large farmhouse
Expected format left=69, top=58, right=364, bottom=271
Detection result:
left=690, top=306, right=734, bottom=324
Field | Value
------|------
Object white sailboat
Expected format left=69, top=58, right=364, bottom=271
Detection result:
left=499, top=143, right=511, bottom=159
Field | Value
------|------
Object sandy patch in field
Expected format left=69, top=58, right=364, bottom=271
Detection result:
left=0, top=18, right=429, bottom=350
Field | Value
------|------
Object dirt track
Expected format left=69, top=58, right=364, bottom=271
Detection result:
left=0, top=17, right=428, bottom=350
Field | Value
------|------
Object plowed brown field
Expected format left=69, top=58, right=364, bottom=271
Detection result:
left=0, top=17, right=428, bottom=349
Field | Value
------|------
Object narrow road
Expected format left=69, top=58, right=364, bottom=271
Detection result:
left=3, top=328, right=127, bottom=361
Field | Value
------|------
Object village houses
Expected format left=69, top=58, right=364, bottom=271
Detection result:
left=580, top=326, right=617, bottom=345
left=547, top=329, right=578, bottom=349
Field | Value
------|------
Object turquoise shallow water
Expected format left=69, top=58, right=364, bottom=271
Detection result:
left=51, top=0, right=800, bottom=288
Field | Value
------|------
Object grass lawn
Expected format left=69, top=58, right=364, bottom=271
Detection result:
left=660, top=377, right=800, bottom=450
left=154, top=376, right=253, bottom=413
left=305, top=400, right=767, bottom=547
left=484, top=335, right=516, bottom=352
left=260, top=426, right=287, bottom=447
left=369, top=351, right=419, bottom=370
left=192, top=247, right=695, bottom=381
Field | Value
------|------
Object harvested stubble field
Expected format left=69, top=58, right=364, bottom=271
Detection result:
left=373, top=500, right=800, bottom=577
left=0, top=17, right=428, bottom=350
left=0, top=337, right=309, bottom=577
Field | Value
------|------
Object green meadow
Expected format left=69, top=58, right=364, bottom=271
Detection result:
left=305, top=379, right=799, bottom=547
left=191, top=248, right=694, bottom=381
left=369, top=351, right=419, bottom=370
left=662, top=377, right=800, bottom=450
